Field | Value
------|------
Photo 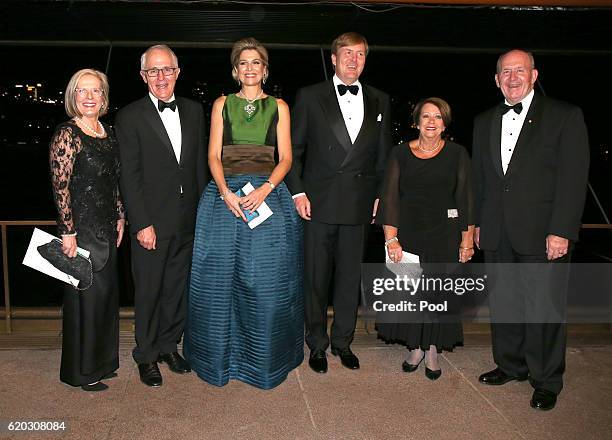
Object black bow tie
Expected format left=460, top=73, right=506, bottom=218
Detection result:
left=337, top=84, right=359, bottom=96
left=501, top=102, right=523, bottom=115
left=158, top=100, right=177, bottom=112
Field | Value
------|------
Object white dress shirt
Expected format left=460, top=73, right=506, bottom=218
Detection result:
left=332, top=75, right=364, bottom=144
left=501, top=89, right=534, bottom=174
left=149, top=93, right=182, bottom=163
left=292, top=76, right=365, bottom=199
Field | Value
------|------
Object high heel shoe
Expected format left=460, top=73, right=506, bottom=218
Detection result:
left=425, top=366, right=442, bottom=381
left=81, top=381, right=109, bottom=392
left=402, top=354, right=425, bottom=372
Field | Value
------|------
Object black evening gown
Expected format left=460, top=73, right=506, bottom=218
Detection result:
left=49, top=121, right=123, bottom=386
left=375, top=141, right=474, bottom=352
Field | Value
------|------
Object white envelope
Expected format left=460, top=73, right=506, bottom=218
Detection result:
left=22, top=227, right=90, bottom=286
left=385, top=249, right=422, bottom=278
left=241, top=182, right=273, bottom=229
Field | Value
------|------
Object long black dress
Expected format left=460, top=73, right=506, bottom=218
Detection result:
left=375, top=141, right=473, bottom=352
left=49, top=121, right=123, bottom=386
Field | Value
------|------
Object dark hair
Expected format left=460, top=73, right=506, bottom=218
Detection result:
left=331, top=32, right=369, bottom=56
left=412, top=97, right=452, bottom=128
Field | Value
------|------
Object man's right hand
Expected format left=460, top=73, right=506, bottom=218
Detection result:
left=137, top=225, right=156, bottom=250
left=293, top=194, right=311, bottom=220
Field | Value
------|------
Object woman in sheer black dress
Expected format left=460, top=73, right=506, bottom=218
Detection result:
left=376, top=97, right=474, bottom=380
left=49, top=69, right=125, bottom=391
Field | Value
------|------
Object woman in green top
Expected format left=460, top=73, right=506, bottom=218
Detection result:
left=184, top=38, right=304, bottom=389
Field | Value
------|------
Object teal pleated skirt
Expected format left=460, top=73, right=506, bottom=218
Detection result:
left=185, top=175, right=304, bottom=389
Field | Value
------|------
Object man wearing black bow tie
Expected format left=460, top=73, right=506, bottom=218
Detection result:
left=285, top=32, right=392, bottom=373
left=116, top=45, right=208, bottom=387
left=472, top=49, right=589, bottom=410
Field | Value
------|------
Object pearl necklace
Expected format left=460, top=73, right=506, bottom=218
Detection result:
left=239, top=89, right=264, bottom=121
left=74, top=117, right=105, bottom=138
left=417, top=138, right=442, bottom=154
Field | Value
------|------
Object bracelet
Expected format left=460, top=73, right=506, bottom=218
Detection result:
left=384, top=237, right=398, bottom=247
left=460, top=246, right=473, bottom=250
left=219, top=188, right=231, bottom=201
left=265, top=180, right=275, bottom=190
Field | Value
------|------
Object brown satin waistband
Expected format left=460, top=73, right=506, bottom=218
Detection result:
left=222, top=144, right=276, bottom=175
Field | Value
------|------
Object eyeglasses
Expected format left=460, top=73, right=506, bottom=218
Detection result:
left=142, top=67, right=179, bottom=77
left=75, top=88, right=103, bottom=97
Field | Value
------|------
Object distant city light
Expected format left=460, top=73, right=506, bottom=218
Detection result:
left=15, top=84, right=23, bottom=88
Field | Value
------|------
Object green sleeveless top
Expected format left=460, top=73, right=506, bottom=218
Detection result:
left=222, top=94, right=278, bottom=146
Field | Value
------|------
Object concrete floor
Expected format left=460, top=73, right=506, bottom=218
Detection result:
left=1, top=333, right=611, bottom=440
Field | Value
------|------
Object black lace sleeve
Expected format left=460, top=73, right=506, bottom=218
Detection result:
left=455, top=145, right=475, bottom=231
left=49, top=124, right=81, bottom=235
left=116, top=185, right=125, bottom=220
left=375, top=146, right=401, bottom=228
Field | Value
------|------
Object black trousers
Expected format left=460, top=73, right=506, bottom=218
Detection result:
left=131, top=231, right=194, bottom=364
left=304, top=220, right=365, bottom=351
left=485, top=228, right=570, bottom=395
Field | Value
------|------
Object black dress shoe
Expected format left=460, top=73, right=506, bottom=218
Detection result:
left=425, top=366, right=442, bottom=381
left=308, top=350, right=328, bottom=374
left=331, top=347, right=360, bottom=370
left=479, top=368, right=528, bottom=385
left=402, top=354, right=425, bottom=373
left=530, top=388, right=557, bottom=411
left=158, top=352, right=191, bottom=374
left=138, top=362, right=163, bottom=387
left=81, top=381, right=108, bottom=392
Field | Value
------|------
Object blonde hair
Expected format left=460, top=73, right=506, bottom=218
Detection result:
left=64, top=68, right=109, bottom=118
left=331, top=32, right=369, bottom=56
left=230, top=37, right=269, bottom=84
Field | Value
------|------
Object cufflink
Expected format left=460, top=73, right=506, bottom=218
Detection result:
left=377, top=113, right=382, bottom=122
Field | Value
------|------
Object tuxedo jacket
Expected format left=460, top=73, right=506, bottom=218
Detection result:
left=472, top=94, right=590, bottom=255
left=115, top=96, right=208, bottom=240
left=285, top=80, right=392, bottom=225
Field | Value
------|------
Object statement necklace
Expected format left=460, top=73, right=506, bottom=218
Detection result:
left=417, top=138, right=442, bottom=154
left=239, top=89, right=264, bottom=122
left=74, top=116, right=105, bottom=138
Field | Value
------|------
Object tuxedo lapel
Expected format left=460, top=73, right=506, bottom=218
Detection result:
left=505, top=94, right=543, bottom=178
left=488, top=108, right=504, bottom=179
left=141, top=97, right=175, bottom=160
left=352, top=87, right=375, bottom=147
left=319, top=82, right=352, bottom=153
left=176, top=98, right=190, bottom=166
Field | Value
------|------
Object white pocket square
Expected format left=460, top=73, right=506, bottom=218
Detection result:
left=377, top=113, right=382, bottom=122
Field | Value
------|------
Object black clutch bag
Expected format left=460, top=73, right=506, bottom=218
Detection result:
left=37, top=239, right=93, bottom=290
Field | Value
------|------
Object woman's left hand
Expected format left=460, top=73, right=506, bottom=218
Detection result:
left=117, top=218, right=126, bottom=248
left=240, top=185, right=271, bottom=213
left=458, top=246, right=474, bottom=263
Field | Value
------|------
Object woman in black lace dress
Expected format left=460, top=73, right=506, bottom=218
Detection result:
left=376, top=97, right=474, bottom=380
left=49, top=69, right=125, bottom=391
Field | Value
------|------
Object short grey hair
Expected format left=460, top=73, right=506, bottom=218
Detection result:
left=496, top=49, right=535, bottom=73
left=64, top=68, right=109, bottom=118
left=140, top=44, right=179, bottom=70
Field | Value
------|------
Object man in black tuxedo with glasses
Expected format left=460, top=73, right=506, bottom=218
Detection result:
left=116, top=44, right=208, bottom=387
